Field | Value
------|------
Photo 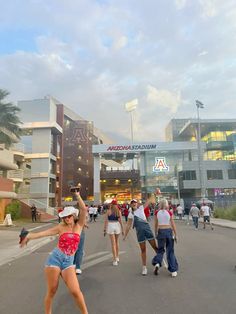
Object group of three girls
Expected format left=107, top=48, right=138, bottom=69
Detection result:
left=104, top=197, right=179, bottom=277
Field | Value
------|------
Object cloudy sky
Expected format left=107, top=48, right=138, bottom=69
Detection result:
left=0, top=0, right=236, bottom=142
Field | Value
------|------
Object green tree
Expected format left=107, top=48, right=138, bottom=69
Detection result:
left=0, top=89, right=22, bottom=147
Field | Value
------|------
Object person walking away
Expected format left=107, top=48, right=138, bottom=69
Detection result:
left=93, top=205, right=98, bottom=222
left=31, top=204, right=37, bottom=222
left=152, top=198, right=178, bottom=277
left=20, top=192, right=88, bottom=314
left=201, top=203, right=214, bottom=230
left=123, top=199, right=158, bottom=276
left=74, top=208, right=89, bottom=275
left=190, top=203, right=200, bottom=230
left=184, top=205, right=190, bottom=225
left=104, top=200, right=124, bottom=265
left=176, top=204, right=183, bottom=220
left=88, top=205, right=94, bottom=222
left=123, top=204, right=129, bottom=223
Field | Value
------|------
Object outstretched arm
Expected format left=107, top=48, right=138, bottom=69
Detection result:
left=103, top=211, right=108, bottom=235
left=123, top=218, right=133, bottom=240
left=20, top=225, right=59, bottom=247
left=118, top=211, right=124, bottom=235
left=75, top=192, right=87, bottom=227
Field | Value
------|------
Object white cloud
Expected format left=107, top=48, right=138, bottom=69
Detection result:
left=199, top=0, right=218, bottom=18
left=0, top=0, right=236, bottom=143
left=175, top=0, right=187, bottom=10
left=146, top=86, right=181, bottom=114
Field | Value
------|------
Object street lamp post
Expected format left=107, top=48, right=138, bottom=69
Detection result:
left=196, top=100, right=205, bottom=198
left=125, top=98, right=138, bottom=145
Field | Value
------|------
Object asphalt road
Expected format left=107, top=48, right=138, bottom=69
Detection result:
left=0, top=218, right=236, bottom=314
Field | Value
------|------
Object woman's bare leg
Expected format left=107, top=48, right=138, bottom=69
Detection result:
left=139, top=242, right=146, bottom=266
left=109, top=234, right=117, bottom=261
left=61, top=267, right=88, bottom=314
left=114, top=234, right=120, bottom=260
left=44, top=267, right=61, bottom=314
left=148, top=239, right=158, bottom=252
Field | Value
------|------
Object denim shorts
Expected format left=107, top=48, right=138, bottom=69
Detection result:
left=45, top=247, right=75, bottom=271
left=134, top=219, right=154, bottom=243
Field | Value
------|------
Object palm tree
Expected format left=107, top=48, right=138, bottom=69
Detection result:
left=0, top=89, right=22, bottom=147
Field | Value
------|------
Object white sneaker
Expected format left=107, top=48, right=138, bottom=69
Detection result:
left=112, top=260, right=118, bottom=266
left=154, top=263, right=160, bottom=276
left=116, top=257, right=120, bottom=263
left=171, top=271, right=178, bottom=277
left=142, top=266, right=148, bottom=276
left=76, top=269, right=82, bottom=275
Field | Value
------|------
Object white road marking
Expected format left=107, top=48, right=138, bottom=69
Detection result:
left=83, top=251, right=110, bottom=262
left=82, top=251, right=126, bottom=270
left=28, top=223, right=53, bottom=232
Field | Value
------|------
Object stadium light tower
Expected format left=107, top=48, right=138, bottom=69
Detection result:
left=196, top=100, right=205, bottom=198
left=124, top=98, right=138, bottom=145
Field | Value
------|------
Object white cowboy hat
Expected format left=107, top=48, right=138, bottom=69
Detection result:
left=59, top=206, right=79, bottom=218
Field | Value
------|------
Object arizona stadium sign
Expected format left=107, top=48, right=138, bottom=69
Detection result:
left=106, top=144, right=157, bottom=152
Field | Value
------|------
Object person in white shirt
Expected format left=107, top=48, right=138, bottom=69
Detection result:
left=152, top=198, right=178, bottom=277
left=88, top=205, right=94, bottom=222
left=176, top=204, right=183, bottom=220
left=123, top=199, right=157, bottom=276
left=190, top=203, right=200, bottom=230
left=93, top=206, right=98, bottom=222
left=201, top=203, right=214, bottom=230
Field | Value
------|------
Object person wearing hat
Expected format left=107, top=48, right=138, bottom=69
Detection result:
left=20, top=191, right=88, bottom=314
left=190, top=203, right=200, bottom=230
left=123, top=199, right=157, bottom=275
left=103, top=199, right=124, bottom=266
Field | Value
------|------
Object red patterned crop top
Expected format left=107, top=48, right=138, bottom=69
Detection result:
left=58, top=232, right=80, bottom=255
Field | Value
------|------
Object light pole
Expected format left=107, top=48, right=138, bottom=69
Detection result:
left=125, top=98, right=138, bottom=172
left=125, top=98, right=138, bottom=145
left=196, top=100, right=205, bottom=198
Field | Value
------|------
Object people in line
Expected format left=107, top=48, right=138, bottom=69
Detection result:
left=152, top=198, right=179, bottom=277
left=123, top=199, right=158, bottom=275
left=190, top=203, right=200, bottom=230
left=201, top=203, right=214, bottom=230
left=104, top=199, right=124, bottom=266
left=20, top=191, right=88, bottom=314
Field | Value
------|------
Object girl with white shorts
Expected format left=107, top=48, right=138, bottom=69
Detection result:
left=104, top=200, right=124, bottom=266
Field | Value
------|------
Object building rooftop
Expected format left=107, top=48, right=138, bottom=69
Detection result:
left=178, top=119, right=236, bottom=139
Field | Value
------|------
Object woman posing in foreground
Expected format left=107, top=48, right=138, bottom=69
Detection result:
left=152, top=198, right=178, bottom=277
left=20, top=192, right=88, bottom=314
left=104, top=199, right=124, bottom=265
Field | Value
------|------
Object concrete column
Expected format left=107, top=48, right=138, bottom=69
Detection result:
left=93, top=154, right=101, bottom=204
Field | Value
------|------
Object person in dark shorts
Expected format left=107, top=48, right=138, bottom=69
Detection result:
left=123, top=199, right=157, bottom=276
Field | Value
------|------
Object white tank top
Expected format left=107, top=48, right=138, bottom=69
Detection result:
left=156, top=209, right=172, bottom=225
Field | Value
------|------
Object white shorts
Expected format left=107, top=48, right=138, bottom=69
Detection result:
left=107, top=222, right=121, bottom=235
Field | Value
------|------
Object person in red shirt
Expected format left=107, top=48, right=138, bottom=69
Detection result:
left=123, top=203, right=129, bottom=222
left=144, top=205, right=151, bottom=221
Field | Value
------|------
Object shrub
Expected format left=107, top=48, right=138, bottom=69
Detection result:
left=5, top=200, right=21, bottom=220
left=214, top=206, right=236, bottom=221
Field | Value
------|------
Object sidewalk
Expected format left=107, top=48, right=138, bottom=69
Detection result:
left=0, top=217, right=235, bottom=268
